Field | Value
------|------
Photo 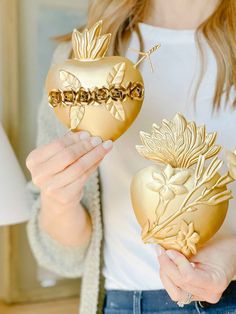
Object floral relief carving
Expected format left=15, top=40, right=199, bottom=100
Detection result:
left=134, top=114, right=234, bottom=257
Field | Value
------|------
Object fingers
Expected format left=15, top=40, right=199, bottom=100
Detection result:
left=49, top=161, right=99, bottom=205
left=157, top=248, right=222, bottom=304
left=35, top=136, right=103, bottom=178
left=26, top=131, right=89, bottom=168
left=165, top=250, right=213, bottom=288
left=44, top=140, right=112, bottom=191
left=159, top=271, right=200, bottom=302
left=158, top=250, right=218, bottom=302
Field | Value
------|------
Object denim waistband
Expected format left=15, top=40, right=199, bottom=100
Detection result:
left=104, top=281, right=236, bottom=314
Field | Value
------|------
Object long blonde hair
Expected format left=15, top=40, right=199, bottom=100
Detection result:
left=58, top=0, right=236, bottom=109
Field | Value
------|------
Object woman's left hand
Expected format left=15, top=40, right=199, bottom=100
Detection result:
left=157, top=236, right=236, bottom=304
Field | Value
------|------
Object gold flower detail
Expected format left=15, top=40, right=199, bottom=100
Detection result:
left=146, top=164, right=190, bottom=202
left=176, top=221, right=200, bottom=255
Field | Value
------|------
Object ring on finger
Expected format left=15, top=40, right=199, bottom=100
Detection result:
left=177, top=292, right=193, bottom=307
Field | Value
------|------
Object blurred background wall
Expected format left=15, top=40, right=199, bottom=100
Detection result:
left=0, top=0, right=89, bottom=304
left=18, top=0, right=88, bottom=175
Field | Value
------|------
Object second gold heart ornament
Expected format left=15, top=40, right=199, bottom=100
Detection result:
left=131, top=114, right=234, bottom=257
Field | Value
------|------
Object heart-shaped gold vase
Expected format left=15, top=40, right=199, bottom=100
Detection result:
left=46, top=21, right=159, bottom=141
left=131, top=114, right=234, bottom=257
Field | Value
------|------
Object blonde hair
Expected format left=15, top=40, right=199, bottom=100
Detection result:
left=57, top=0, right=236, bottom=109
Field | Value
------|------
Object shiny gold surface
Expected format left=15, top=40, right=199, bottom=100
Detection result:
left=45, top=20, right=159, bottom=141
left=131, top=114, right=234, bottom=257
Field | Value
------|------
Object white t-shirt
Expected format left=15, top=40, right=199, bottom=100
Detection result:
left=100, top=22, right=236, bottom=290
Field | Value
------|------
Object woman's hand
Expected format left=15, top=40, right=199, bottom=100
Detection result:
left=26, top=130, right=113, bottom=246
left=157, top=236, right=236, bottom=304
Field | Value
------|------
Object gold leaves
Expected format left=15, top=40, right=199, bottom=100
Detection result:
left=136, top=113, right=221, bottom=168
left=70, top=105, right=85, bottom=129
left=107, top=62, right=126, bottom=86
left=202, top=156, right=223, bottom=184
left=206, top=190, right=233, bottom=205
left=194, top=155, right=205, bottom=183
left=215, top=172, right=234, bottom=188
left=226, top=150, right=236, bottom=179
left=105, top=100, right=125, bottom=121
left=60, top=70, right=81, bottom=90
left=72, top=21, right=111, bottom=60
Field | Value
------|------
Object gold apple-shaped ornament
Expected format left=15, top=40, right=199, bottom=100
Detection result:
left=131, top=114, right=234, bottom=257
left=46, top=20, right=160, bottom=141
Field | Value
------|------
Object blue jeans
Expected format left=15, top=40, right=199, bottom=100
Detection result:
left=103, top=281, right=236, bottom=314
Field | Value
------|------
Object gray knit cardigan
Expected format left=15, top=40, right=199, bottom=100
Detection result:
left=27, top=42, right=105, bottom=314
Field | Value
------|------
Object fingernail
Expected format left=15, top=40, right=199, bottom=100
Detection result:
left=166, top=250, right=178, bottom=260
left=156, top=246, right=165, bottom=257
left=91, top=136, right=102, bottom=147
left=79, top=131, right=90, bottom=140
left=102, top=140, right=113, bottom=150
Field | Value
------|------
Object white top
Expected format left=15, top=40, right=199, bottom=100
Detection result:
left=100, top=22, right=236, bottom=290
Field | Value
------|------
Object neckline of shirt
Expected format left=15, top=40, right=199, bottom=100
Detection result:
left=138, top=22, right=196, bottom=43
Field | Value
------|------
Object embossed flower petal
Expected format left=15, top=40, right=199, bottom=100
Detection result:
left=146, top=181, right=163, bottom=192
left=187, top=222, right=194, bottom=237
left=189, top=232, right=200, bottom=244
left=152, top=172, right=166, bottom=183
left=176, top=231, right=185, bottom=243
left=170, top=184, right=188, bottom=195
left=168, top=170, right=190, bottom=185
left=180, top=220, right=189, bottom=235
left=161, top=186, right=175, bottom=201
left=187, top=243, right=197, bottom=255
left=182, top=246, right=191, bottom=256
left=164, top=164, right=175, bottom=180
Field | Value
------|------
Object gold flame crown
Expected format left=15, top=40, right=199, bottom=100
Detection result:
left=72, top=20, right=111, bottom=60
left=136, top=113, right=221, bottom=168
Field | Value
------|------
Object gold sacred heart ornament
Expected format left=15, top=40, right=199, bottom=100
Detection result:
left=131, top=114, right=234, bottom=257
left=46, top=20, right=160, bottom=141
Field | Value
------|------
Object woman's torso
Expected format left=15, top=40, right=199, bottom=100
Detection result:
left=100, top=23, right=236, bottom=290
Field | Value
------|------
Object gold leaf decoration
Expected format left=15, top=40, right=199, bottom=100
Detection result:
left=136, top=113, right=221, bottom=168
left=105, top=101, right=125, bottom=121
left=70, top=105, right=85, bottom=129
left=107, top=62, right=126, bottom=86
left=226, top=150, right=236, bottom=179
left=194, top=155, right=205, bottom=183
left=133, top=113, right=235, bottom=257
left=141, top=154, right=233, bottom=248
left=72, top=21, right=111, bottom=60
left=60, top=70, right=81, bottom=90
left=202, top=156, right=223, bottom=183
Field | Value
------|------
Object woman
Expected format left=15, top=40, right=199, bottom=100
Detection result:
left=26, top=0, right=236, bottom=313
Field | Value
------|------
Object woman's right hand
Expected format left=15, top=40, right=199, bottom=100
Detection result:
left=26, top=131, right=113, bottom=246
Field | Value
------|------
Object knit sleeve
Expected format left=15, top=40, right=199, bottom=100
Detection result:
left=26, top=42, right=99, bottom=278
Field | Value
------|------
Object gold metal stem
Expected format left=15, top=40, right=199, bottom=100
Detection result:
left=129, top=44, right=161, bottom=72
